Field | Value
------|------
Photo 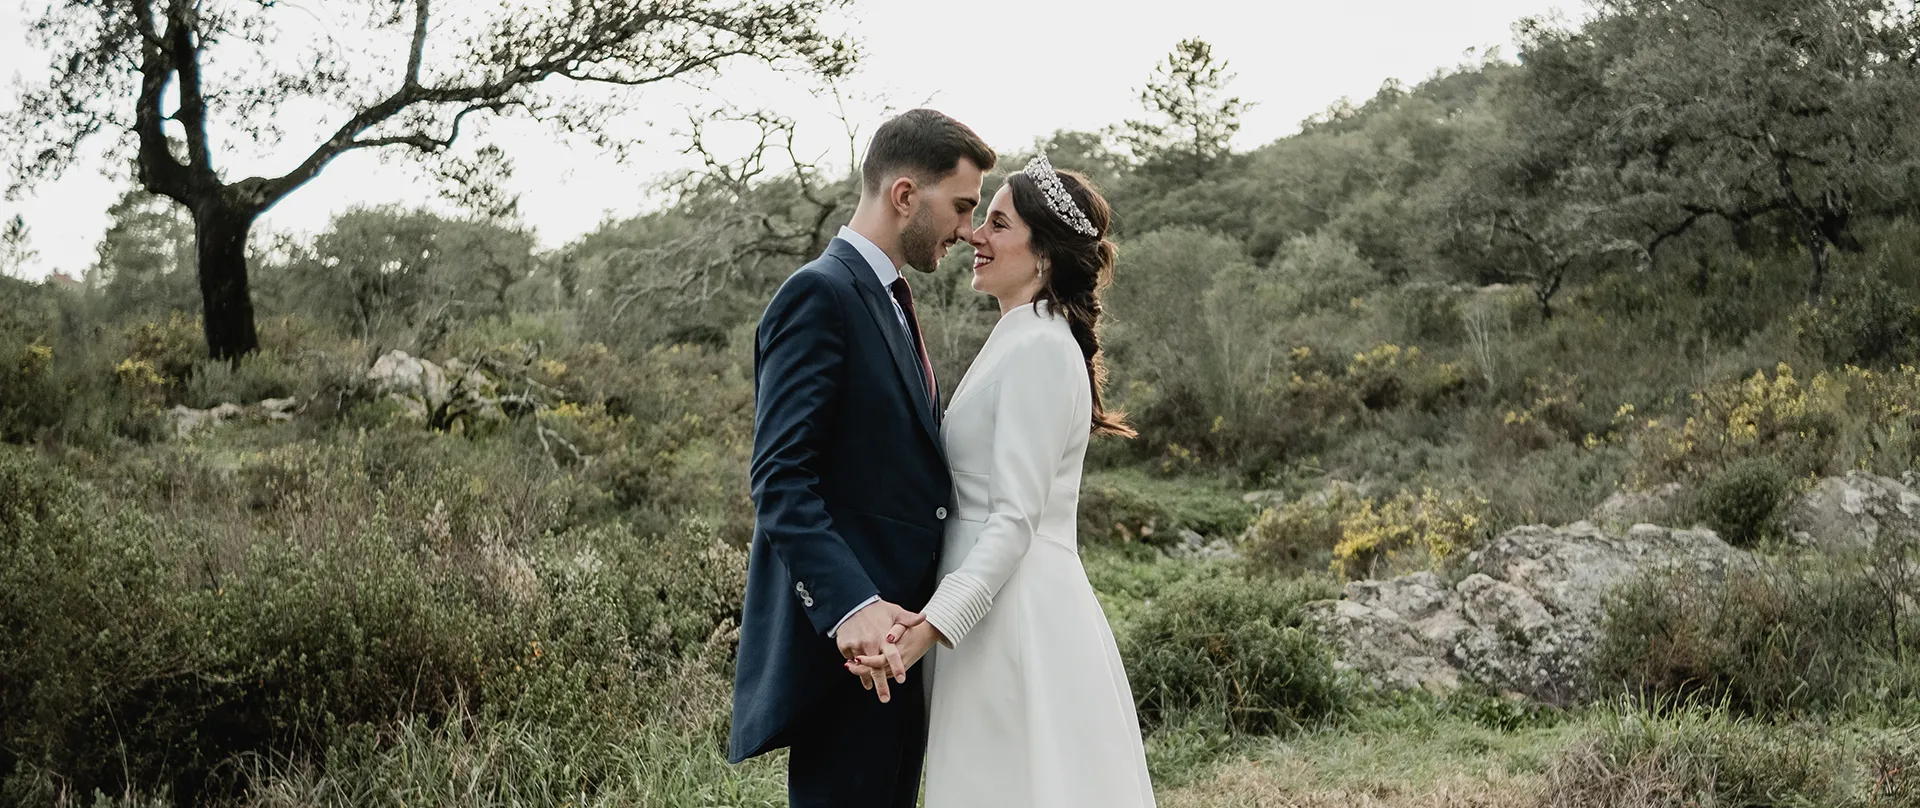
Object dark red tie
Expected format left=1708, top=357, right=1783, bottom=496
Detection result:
left=888, top=277, right=937, bottom=405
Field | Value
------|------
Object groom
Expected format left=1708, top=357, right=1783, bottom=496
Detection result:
left=729, top=109, right=995, bottom=807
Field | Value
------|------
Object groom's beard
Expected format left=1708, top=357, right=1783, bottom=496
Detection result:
left=900, top=206, right=942, bottom=273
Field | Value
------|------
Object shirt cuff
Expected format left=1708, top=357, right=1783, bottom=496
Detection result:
left=827, top=595, right=881, bottom=638
left=919, top=573, right=993, bottom=648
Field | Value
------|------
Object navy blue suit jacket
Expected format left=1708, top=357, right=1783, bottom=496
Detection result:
left=729, top=238, right=951, bottom=763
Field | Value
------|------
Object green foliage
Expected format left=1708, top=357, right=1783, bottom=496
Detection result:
left=1271, top=231, right=1383, bottom=311
left=179, top=352, right=305, bottom=409
left=1796, top=266, right=1920, bottom=365
left=1545, top=706, right=1920, bottom=808
left=87, top=188, right=198, bottom=318
left=1592, top=559, right=1918, bottom=716
left=1119, top=38, right=1248, bottom=182
left=1243, top=485, right=1490, bottom=579
left=1121, top=573, right=1348, bottom=735
left=1633, top=362, right=1920, bottom=484
left=1075, top=470, right=1257, bottom=546
left=0, top=415, right=757, bottom=804
left=1694, top=457, right=1793, bottom=546
left=1242, top=488, right=1353, bottom=576
left=0, top=278, right=61, bottom=441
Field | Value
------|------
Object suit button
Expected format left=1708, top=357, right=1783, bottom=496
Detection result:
left=936, top=507, right=948, bottom=519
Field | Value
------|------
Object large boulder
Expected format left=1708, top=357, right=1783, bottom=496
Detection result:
left=366, top=350, right=506, bottom=426
left=1303, top=521, right=1749, bottom=703
left=1782, top=471, right=1920, bottom=552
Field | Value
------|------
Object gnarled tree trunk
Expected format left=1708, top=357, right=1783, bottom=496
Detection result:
left=192, top=201, right=258, bottom=360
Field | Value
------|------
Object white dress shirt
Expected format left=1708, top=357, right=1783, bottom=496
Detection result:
left=828, top=226, right=913, bottom=638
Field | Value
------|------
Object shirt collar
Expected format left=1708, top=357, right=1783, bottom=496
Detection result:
left=836, top=225, right=901, bottom=288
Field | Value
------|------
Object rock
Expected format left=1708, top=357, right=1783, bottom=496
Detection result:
left=366, top=350, right=509, bottom=427
left=1166, top=528, right=1242, bottom=561
left=1783, top=471, right=1920, bottom=552
left=1303, top=520, right=1748, bottom=704
left=367, top=350, right=451, bottom=410
left=167, top=397, right=306, bottom=439
left=1589, top=482, right=1685, bottom=528
left=1241, top=489, right=1285, bottom=506
left=259, top=397, right=299, bottom=421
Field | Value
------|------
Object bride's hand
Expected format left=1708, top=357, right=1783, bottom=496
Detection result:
left=845, top=622, right=941, bottom=692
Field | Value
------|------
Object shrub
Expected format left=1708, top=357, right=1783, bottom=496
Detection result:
left=1330, top=487, right=1489, bottom=578
left=0, top=447, right=217, bottom=804
left=1342, top=343, right=1468, bottom=413
left=1631, top=363, right=1840, bottom=483
left=1272, top=230, right=1382, bottom=311
left=1592, top=560, right=1909, bottom=716
left=1075, top=471, right=1258, bottom=547
left=1241, top=486, right=1356, bottom=576
left=1245, top=485, right=1489, bottom=579
left=1545, top=706, right=1918, bottom=808
left=1795, top=268, right=1920, bottom=366
left=1694, top=456, right=1792, bottom=546
left=1121, top=574, right=1348, bottom=734
left=180, top=351, right=305, bottom=408
left=0, top=434, right=748, bottom=804
left=0, top=279, right=60, bottom=441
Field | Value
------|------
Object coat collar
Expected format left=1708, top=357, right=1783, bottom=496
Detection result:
left=823, top=238, right=943, bottom=450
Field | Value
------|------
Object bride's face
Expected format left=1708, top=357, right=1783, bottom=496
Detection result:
left=969, top=184, right=1044, bottom=301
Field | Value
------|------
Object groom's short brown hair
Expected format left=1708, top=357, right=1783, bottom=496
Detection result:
left=861, top=109, right=997, bottom=196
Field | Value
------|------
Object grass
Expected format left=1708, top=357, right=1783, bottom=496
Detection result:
left=1159, top=706, right=1576, bottom=807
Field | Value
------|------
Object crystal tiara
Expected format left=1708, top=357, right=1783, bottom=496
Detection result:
left=1022, top=155, right=1099, bottom=238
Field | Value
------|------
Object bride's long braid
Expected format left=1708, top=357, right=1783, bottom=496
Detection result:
left=1007, top=167, right=1135, bottom=438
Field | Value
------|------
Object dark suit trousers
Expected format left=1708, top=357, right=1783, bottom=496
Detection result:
left=786, top=665, right=928, bottom=808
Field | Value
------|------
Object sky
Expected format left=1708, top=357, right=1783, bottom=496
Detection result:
left=0, top=0, right=1585, bottom=281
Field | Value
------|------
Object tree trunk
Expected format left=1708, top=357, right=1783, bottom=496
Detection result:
left=193, top=203, right=259, bottom=360
left=1804, top=234, right=1831, bottom=306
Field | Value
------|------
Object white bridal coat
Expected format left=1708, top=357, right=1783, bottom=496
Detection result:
left=918, top=301, right=1155, bottom=808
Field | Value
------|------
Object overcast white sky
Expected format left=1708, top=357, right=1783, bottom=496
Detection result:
left=0, top=0, right=1584, bottom=281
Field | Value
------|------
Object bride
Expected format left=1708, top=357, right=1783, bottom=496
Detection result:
left=847, top=155, right=1155, bottom=807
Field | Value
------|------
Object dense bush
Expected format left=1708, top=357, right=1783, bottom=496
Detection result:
left=1121, top=574, right=1348, bottom=734
left=1693, top=456, right=1793, bottom=546
left=178, top=352, right=305, bottom=409
left=1630, top=362, right=1920, bottom=484
left=0, top=279, right=60, bottom=441
left=1545, top=707, right=1919, bottom=808
left=1075, top=470, right=1258, bottom=546
left=1242, top=484, right=1489, bottom=579
left=1796, top=268, right=1920, bottom=366
left=0, top=430, right=751, bottom=804
left=1592, top=560, right=1917, bottom=715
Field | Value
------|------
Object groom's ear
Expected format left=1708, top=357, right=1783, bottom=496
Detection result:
left=886, top=175, right=918, bottom=218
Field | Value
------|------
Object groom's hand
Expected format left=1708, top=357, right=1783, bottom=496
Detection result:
left=847, top=622, right=943, bottom=699
left=835, top=599, right=925, bottom=702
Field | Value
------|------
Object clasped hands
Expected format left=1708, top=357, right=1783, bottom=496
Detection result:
left=835, top=598, right=943, bottom=703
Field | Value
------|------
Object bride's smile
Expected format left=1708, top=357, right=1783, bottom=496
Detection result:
left=967, top=184, right=1045, bottom=310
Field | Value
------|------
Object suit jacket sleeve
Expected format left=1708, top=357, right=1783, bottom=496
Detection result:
left=750, top=270, right=879, bottom=635
left=919, top=332, right=1083, bottom=646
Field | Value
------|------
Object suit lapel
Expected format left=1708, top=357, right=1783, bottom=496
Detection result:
left=824, top=240, right=943, bottom=449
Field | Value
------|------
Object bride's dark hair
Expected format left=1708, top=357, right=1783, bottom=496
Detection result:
left=1006, top=166, right=1135, bottom=438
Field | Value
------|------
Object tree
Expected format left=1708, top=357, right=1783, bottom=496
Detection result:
left=1439, top=81, right=1640, bottom=321
left=572, top=103, right=863, bottom=346
left=90, top=187, right=199, bottom=317
left=1120, top=38, right=1250, bottom=181
left=0, top=216, right=33, bottom=277
left=305, top=207, right=447, bottom=342
left=1517, top=0, right=1920, bottom=303
left=6, top=0, right=855, bottom=359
